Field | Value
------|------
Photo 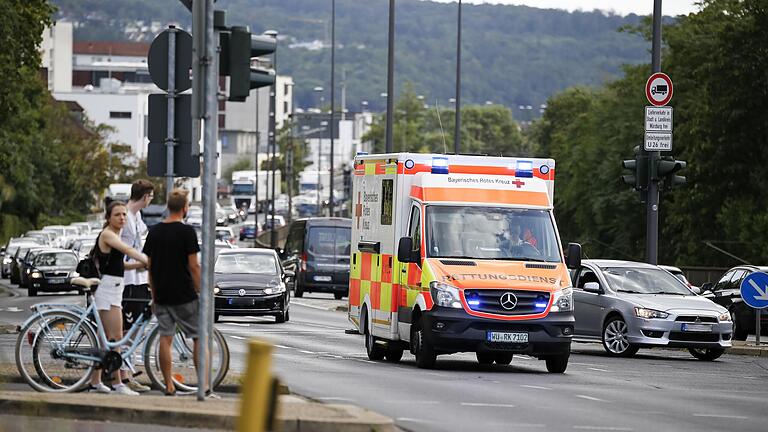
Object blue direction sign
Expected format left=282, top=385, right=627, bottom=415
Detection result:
left=740, top=272, right=768, bottom=309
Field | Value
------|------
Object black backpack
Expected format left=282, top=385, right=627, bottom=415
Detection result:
left=76, top=234, right=108, bottom=279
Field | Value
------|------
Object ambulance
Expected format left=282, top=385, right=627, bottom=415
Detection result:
left=347, top=153, right=582, bottom=372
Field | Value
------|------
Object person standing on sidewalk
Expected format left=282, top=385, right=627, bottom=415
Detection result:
left=89, top=201, right=149, bottom=396
left=119, top=179, right=155, bottom=393
left=142, top=189, right=204, bottom=396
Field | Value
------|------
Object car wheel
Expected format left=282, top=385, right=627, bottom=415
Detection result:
left=495, top=353, right=514, bottom=365
left=284, top=309, right=290, bottom=322
left=334, top=292, right=344, bottom=300
left=544, top=353, right=569, bottom=373
left=294, top=283, right=304, bottom=298
left=476, top=352, right=495, bottom=365
left=688, top=347, right=725, bottom=361
left=385, top=344, right=404, bottom=363
left=28, top=287, right=37, bottom=297
left=730, top=307, right=748, bottom=341
left=411, top=316, right=437, bottom=369
left=275, top=312, right=286, bottom=324
left=602, top=316, right=639, bottom=357
left=363, top=309, right=385, bottom=361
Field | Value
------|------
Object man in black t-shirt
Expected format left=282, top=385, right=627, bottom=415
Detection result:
left=143, top=189, right=201, bottom=396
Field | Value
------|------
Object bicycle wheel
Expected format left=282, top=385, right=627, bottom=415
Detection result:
left=16, top=311, right=98, bottom=392
left=143, top=326, right=230, bottom=392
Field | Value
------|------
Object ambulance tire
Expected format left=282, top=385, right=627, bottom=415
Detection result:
left=385, top=345, right=404, bottom=363
left=544, top=353, right=569, bottom=373
left=476, top=352, right=495, bottom=365
left=363, top=309, right=386, bottom=361
left=494, top=353, right=514, bottom=365
left=334, top=292, right=344, bottom=300
left=412, top=318, right=437, bottom=369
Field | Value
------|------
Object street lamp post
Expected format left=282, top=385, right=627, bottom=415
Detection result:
left=454, top=0, right=462, bottom=155
left=264, top=30, right=278, bottom=249
left=329, top=0, right=336, bottom=217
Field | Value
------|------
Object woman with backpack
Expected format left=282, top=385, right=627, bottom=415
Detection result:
left=88, top=200, right=149, bottom=395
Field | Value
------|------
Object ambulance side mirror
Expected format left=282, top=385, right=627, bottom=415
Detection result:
left=397, top=237, right=419, bottom=263
left=566, top=243, right=582, bottom=269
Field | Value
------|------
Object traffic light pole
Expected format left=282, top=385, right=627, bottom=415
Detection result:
left=645, top=0, right=662, bottom=265
left=165, top=27, right=177, bottom=200
left=385, top=0, right=395, bottom=153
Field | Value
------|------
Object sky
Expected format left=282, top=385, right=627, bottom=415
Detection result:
left=425, top=0, right=702, bottom=16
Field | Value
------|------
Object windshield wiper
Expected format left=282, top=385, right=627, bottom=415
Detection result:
left=436, top=255, right=478, bottom=260
left=491, top=257, right=549, bottom=262
left=648, top=291, right=687, bottom=295
left=616, top=289, right=642, bottom=294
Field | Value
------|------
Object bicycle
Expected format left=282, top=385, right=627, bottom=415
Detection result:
left=15, top=277, right=230, bottom=393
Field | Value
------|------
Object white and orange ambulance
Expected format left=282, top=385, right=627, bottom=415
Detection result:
left=347, top=153, right=582, bottom=372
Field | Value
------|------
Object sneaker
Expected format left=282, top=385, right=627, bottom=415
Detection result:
left=88, top=383, right=112, bottom=394
left=126, top=380, right=151, bottom=393
left=205, top=391, right=222, bottom=400
left=113, top=383, right=140, bottom=396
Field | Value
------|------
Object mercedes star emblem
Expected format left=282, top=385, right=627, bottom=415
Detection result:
left=500, top=292, right=518, bottom=310
left=238, top=289, right=246, bottom=297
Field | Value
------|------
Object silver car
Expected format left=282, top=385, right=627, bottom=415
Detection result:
left=571, top=260, right=732, bottom=361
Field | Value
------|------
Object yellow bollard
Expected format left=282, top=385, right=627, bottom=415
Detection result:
left=238, top=339, right=276, bottom=432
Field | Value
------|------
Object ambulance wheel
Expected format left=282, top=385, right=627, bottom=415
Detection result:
left=544, top=353, right=569, bottom=373
left=385, top=345, right=404, bottom=363
left=363, top=310, right=386, bottom=361
left=334, top=292, right=344, bottom=300
left=476, top=352, right=495, bottom=365
left=412, top=317, right=437, bottom=369
left=495, top=353, right=514, bottom=365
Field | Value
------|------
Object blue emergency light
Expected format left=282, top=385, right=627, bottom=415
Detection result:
left=515, top=160, right=534, bottom=178
left=431, top=156, right=450, bottom=174
left=467, top=299, right=481, bottom=307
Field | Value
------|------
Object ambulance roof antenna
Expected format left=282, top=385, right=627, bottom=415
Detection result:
left=435, top=99, right=447, bottom=154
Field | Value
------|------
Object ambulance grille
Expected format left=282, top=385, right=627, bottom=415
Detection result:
left=464, top=289, right=550, bottom=316
left=524, top=263, right=557, bottom=270
left=439, top=260, right=477, bottom=266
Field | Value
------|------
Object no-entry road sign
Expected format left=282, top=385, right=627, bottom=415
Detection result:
left=646, top=72, right=673, bottom=107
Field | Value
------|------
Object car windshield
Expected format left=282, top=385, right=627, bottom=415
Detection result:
left=35, top=253, right=77, bottom=267
left=426, top=206, right=561, bottom=262
left=307, top=227, right=351, bottom=256
left=603, top=267, right=693, bottom=295
left=215, top=253, right=277, bottom=274
left=232, top=184, right=255, bottom=195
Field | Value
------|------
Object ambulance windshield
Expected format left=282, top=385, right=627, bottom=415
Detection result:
left=426, top=206, right=561, bottom=262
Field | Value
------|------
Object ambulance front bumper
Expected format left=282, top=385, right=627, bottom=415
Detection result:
left=422, top=307, right=574, bottom=357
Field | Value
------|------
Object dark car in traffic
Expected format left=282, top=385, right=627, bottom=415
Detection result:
left=701, top=265, right=768, bottom=340
left=25, top=249, right=79, bottom=296
left=2, top=239, right=37, bottom=278
left=280, top=218, right=351, bottom=300
left=239, top=221, right=258, bottom=241
left=213, top=248, right=293, bottom=323
left=19, top=247, right=50, bottom=288
left=10, top=245, right=46, bottom=285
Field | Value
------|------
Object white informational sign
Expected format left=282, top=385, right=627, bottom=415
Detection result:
left=645, top=106, right=673, bottom=132
left=644, top=132, right=673, bottom=151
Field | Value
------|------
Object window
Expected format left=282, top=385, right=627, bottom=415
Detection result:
left=109, top=111, right=131, bottom=119
left=285, top=223, right=305, bottom=255
left=381, top=179, right=393, bottom=225
left=408, top=206, right=421, bottom=256
left=576, top=268, right=599, bottom=289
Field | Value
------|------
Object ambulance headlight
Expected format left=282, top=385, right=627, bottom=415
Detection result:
left=429, top=281, right=462, bottom=309
left=550, top=288, right=573, bottom=312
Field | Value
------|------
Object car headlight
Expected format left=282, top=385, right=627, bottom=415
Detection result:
left=550, top=287, right=573, bottom=312
left=2, top=258, right=11, bottom=265
left=634, top=307, right=669, bottom=319
left=264, top=283, right=286, bottom=295
left=31, top=272, right=42, bottom=279
left=718, top=311, right=731, bottom=322
left=429, top=281, right=462, bottom=309
left=213, top=286, right=220, bottom=295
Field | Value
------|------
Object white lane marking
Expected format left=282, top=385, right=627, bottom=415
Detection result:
left=573, top=427, right=632, bottom=431
left=228, top=335, right=245, bottom=340
left=570, top=362, right=607, bottom=367
left=575, top=395, right=606, bottom=402
left=6, top=307, right=22, bottom=312
left=521, top=385, right=551, bottom=390
left=274, top=344, right=292, bottom=349
left=299, top=350, right=315, bottom=354
left=225, top=323, right=250, bottom=327
left=383, top=400, right=440, bottom=405
left=692, top=413, right=749, bottom=420
left=588, top=367, right=609, bottom=372
left=461, top=402, right=516, bottom=408
left=291, top=301, right=336, bottom=311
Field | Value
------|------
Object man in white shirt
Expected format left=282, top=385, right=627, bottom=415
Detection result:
left=120, top=179, right=155, bottom=393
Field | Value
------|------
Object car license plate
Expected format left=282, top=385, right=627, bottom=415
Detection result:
left=314, top=275, right=332, bottom=282
left=682, top=323, right=712, bottom=332
left=228, top=298, right=253, bottom=306
left=487, top=331, right=528, bottom=343
left=49, top=278, right=65, bottom=284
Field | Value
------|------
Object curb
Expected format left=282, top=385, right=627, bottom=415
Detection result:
left=0, top=391, right=395, bottom=432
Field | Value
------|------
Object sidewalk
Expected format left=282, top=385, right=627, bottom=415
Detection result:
left=728, top=340, right=768, bottom=357
left=0, top=390, right=394, bottom=432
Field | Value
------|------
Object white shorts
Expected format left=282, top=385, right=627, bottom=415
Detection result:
left=94, top=274, right=125, bottom=311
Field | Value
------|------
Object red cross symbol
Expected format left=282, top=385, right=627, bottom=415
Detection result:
left=355, top=191, right=363, bottom=229
left=512, top=179, right=526, bottom=188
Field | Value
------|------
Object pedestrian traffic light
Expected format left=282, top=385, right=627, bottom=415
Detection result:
left=225, top=26, right=276, bottom=102
left=657, top=156, right=687, bottom=190
left=621, top=146, right=647, bottom=191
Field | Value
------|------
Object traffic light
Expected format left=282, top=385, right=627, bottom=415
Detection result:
left=656, top=156, right=687, bottom=190
left=225, top=26, right=276, bottom=102
left=621, top=146, right=648, bottom=191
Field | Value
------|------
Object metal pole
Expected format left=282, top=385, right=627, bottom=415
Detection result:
left=255, top=91, right=260, bottom=237
left=288, top=85, right=294, bottom=223
left=329, top=0, right=336, bottom=217
left=385, top=0, right=395, bottom=153
left=166, top=27, right=177, bottom=200
left=454, top=0, right=461, bottom=155
left=645, top=0, right=662, bottom=264
left=196, top=0, right=217, bottom=402
left=269, top=40, right=277, bottom=249
left=757, top=309, right=762, bottom=345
